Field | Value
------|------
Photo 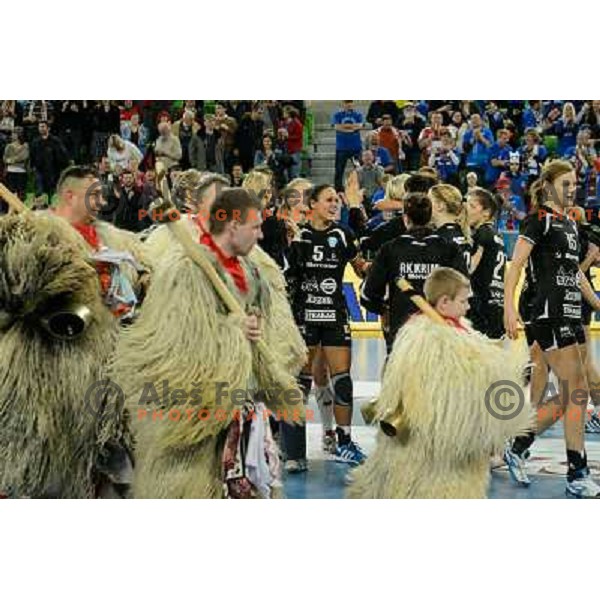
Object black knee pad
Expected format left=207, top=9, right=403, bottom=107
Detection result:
left=331, top=372, right=353, bottom=408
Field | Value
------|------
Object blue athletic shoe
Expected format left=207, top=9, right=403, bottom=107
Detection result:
left=503, top=446, right=531, bottom=487
left=335, top=440, right=367, bottom=466
left=566, top=468, right=600, bottom=498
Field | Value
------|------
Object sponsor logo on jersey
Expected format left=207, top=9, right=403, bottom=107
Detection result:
left=555, top=267, right=577, bottom=288
left=564, top=304, right=582, bottom=318
left=305, top=309, right=336, bottom=322
left=397, top=262, right=439, bottom=278
left=301, top=278, right=319, bottom=292
left=306, top=294, right=334, bottom=306
left=320, top=278, right=337, bottom=294
left=327, top=236, right=339, bottom=248
left=565, top=290, right=582, bottom=302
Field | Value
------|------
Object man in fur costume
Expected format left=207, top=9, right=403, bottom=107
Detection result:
left=143, top=168, right=307, bottom=378
left=112, top=187, right=306, bottom=498
left=348, top=268, right=533, bottom=499
left=0, top=210, right=132, bottom=498
left=51, top=165, right=152, bottom=322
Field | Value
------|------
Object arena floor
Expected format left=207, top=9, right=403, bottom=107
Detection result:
left=284, top=337, right=600, bottom=499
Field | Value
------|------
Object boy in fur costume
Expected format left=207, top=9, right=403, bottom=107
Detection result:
left=348, top=268, right=533, bottom=499
left=144, top=169, right=307, bottom=378
left=51, top=165, right=152, bottom=321
left=0, top=211, right=132, bottom=498
left=113, top=188, right=306, bottom=498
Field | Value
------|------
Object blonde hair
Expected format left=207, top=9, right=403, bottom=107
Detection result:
left=242, top=169, right=272, bottom=207
left=563, top=102, right=576, bottom=121
left=529, top=159, right=574, bottom=212
left=424, top=267, right=470, bottom=307
left=429, top=183, right=471, bottom=243
left=384, top=174, right=411, bottom=201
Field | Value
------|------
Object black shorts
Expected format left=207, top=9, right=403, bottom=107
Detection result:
left=526, top=320, right=586, bottom=351
left=299, top=322, right=352, bottom=348
left=468, top=305, right=504, bottom=340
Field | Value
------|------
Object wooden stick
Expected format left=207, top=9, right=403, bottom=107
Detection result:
left=396, top=277, right=449, bottom=326
left=0, top=182, right=27, bottom=213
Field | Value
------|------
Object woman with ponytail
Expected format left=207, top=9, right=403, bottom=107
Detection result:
left=465, top=187, right=506, bottom=339
left=504, top=159, right=600, bottom=497
left=429, top=184, right=472, bottom=273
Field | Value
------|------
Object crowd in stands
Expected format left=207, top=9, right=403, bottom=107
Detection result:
left=2, top=100, right=600, bottom=253
left=0, top=100, right=308, bottom=223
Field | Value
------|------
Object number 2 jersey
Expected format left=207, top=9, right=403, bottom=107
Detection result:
left=519, top=205, right=581, bottom=323
left=285, top=223, right=358, bottom=327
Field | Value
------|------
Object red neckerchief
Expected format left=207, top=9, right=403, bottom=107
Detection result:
left=71, top=221, right=113, bottom=302
left=199, top=231, right=248, bottom=294
left=443, top=316, right=468, bottom=332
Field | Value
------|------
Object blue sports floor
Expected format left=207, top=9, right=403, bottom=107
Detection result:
left=283, top=337, right=600, bottom=499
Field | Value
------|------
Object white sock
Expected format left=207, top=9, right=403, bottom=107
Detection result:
left=315, top=385, right=334, bottom=432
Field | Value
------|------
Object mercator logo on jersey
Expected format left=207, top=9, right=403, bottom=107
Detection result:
left=305, top=309, right=336, bottom=322
left=320, top=278, right=337, bottom=294
left=306, top=294, right=333, bottom=306
left=398, top=262, right=439, bottom=279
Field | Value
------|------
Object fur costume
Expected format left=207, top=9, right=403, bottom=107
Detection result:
left=0, top=212, right=132, bottom=498
left=145, top=219, right=306, bottom=376
left=112, top=235, right=305, bottom=498
left=347, top=315, right=533, bottom=499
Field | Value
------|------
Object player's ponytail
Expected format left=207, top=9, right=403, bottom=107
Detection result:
left=529, top=159, right=574, bottom=213
left=429, top=184, right=472, bottom=244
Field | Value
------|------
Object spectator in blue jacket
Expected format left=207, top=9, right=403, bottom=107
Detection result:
left=522, top=100, right=543, bottom=133
left=331, top=101, right=363, bottom=191
left=366, top=131, right=394, bottom=173
left=520, top=128, right=548, bottom=183
left=462, top=113, right=493, bottom=180
left=485, top=128, right=513, bottom=185
left=548, top=102, right=579, bottom=157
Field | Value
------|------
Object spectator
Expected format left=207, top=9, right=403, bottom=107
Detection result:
left=496, top=175, right=526, bottom=232
left=154, top=121, right=182, bottom=170
left=465, top=171, right=479, bottom=195
left=282, top=105, right=303, bottom=179
left=484, top=101, right=505, bottom=134
left=172, top=110, right=200, bottom=170
left=376, top=114, right=403, bottom=173
left=399, top=102, right=424, bottom=171
left=22, top=101, right=53, bottom=142
left=231, top=164, right=245, bottom=187
left=29, top=121, right=69, bottom=196
left=485, top=128, right=513, bottom=185
left=119, top=100, right=140, bottom=124
left=578, top=101, right=600, bottom=144
left=499, top=152, right=528, bottom=209
left=428, top=130, right=461, bottom=185
left=91, top=101, right=121, bottom=160
left=448, top=111, right=468, bottom=151
left=549, top=102, right=579, bottom=157
left=462, top=113, right=494, bottom=181
left=254, top=133, right=282, bottom=177
left=565, top=128, right=597, bottom=185
left=112, top=170, right=144, bottom=232
left=331, top=100, right=364, bottom=191
left=107, top=134, right=144, bottom=174
left=520, top=128, right=548, bottom=183
left=418, top=111, right=445, bottom=167
left=3, top=128, right=29, bottom=199
left=366, top=101, right=399, bottom=128
left=213, top=102, right=238, bottom=174
left=57, top=101, right=89, bottom=163
left=189, top=114, right=216, bottom=172
left=234, top=103, right=264, bottom=173
left=366, top=131, right=394, bottom=173
left=357, top=150, right=385, bottom=203
left=522, top=100, right=543, bottom=133
left=121, top=112, right=149, bottom=155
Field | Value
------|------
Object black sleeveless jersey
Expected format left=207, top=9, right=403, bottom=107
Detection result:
left=360, top=226, right=466, bottom=342
left=435, top=222, right=471, bottom=273
left=470, top=223, right=506, bottom=310
left=520, top=205, right=581, bottom=322
left=285, top=223, right=358, bottom=326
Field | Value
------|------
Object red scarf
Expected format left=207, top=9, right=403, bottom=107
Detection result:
left=199, top=230, right=248, bottom=294
left=71, top=222, right=112, bottom=301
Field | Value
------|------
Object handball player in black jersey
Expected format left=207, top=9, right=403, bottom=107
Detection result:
left=284, top=184, right=370, bottom=470
left=361, top=192, right=467, bottom=354
left=504, top=160, right=600, bottom=498
left=429, top=183, right=472, bottom=272
left=465, top=187, right=506, bottom=340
